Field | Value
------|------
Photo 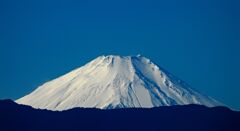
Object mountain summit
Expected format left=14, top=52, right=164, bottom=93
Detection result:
left=16, top=55, right=220, bottom=110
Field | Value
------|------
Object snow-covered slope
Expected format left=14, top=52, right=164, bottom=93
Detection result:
left=16, top=55, right=220, bottom=111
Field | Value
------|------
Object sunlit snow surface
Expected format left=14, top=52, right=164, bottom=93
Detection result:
left=16, top=55, right=220, bottom=111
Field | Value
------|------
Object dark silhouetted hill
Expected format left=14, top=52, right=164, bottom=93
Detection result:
left=0, top=99, right=239, bottom=131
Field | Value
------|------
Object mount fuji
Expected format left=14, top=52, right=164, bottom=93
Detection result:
left=16, top=55, right=220, bottom=111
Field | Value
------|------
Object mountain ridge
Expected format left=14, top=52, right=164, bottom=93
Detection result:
left=0, top=99, right=239, bottom=131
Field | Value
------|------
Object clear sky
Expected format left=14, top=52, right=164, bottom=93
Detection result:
left=0, top=0, right=239, bottom=109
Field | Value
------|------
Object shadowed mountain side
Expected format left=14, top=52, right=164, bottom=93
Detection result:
left=0, top=99, right=239, bottom=131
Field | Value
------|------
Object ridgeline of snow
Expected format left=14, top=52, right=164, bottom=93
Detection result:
left=16, top=55, right=220, bottom=111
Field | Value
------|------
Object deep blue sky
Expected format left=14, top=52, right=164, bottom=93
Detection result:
left=0, top=0, right=239, bottom=109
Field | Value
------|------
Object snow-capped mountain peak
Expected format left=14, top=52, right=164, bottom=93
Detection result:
left=16, top=55, right=220, bottom=110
